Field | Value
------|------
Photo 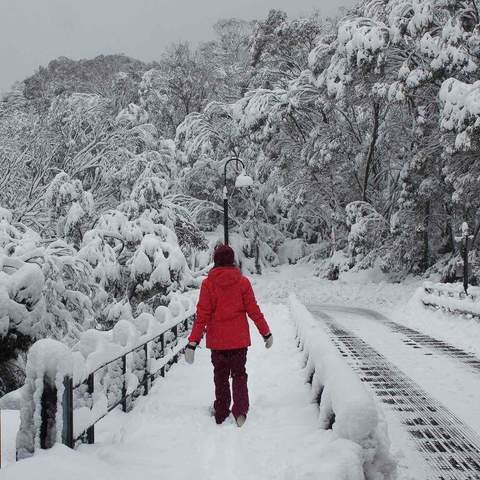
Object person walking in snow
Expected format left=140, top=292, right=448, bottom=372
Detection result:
left=185, top=244, right=273, bottom=427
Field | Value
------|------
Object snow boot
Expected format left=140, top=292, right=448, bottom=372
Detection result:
left=209, top=403, right=230, bottom=424
left=235, top=415, right=246, bottom=428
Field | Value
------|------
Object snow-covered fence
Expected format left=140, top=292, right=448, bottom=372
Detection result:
left=16, top=295, right=196, bottom=459
left=288, top=294, right=395, bottom=480
left=421, top=281, right=480, bottom=317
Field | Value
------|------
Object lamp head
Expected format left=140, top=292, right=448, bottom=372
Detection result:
left=235, top=170, right=254, bottom=188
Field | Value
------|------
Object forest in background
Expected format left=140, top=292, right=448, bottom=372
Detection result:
left=1, top=0, right=480, bottom=395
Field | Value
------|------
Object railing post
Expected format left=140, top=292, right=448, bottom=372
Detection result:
left=122, top=355, right=127, bottom=412
left=86, top=373, right=94, bottom=444
left=172, top=325, right=178, bottom=341
left=40, top=377, right=57, bottom=449
left=62, top=377, right=74, bottom=449
left=160, top=333, right=165, bottom=377
left=144, top=343, right=149, bottom=395
left=172, top=325, right=179, bottom=363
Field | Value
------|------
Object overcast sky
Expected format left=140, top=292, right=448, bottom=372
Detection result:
left=0, top=0, right=352, bottom=93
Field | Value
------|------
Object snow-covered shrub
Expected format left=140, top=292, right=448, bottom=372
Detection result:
left=108, top=147, right=177, bottom=204
left=129, top=233, right=193, bottom=311
left=289, top=294, right=396, bottom=480
left=74, top=156, right=202, bottom=326
left=116, top=102, right=149, bottom=126
left=0, top=209, right=97, bottom=395
left=346, top=202, right=388, bottom=268
left=41, top=240, right=96, bottom=340
left=83, top=204, right=194, bottom=322
left=337, top=17, right=389, bottom=69
left=46, top=172, right=95, bottom=247
left=79, top=230, right=122, bottom=299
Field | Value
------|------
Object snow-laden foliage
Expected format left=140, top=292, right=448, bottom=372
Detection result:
left=0, top=58, right=208, bottom=393
left=0, top=212, right=96, bottom=342
left=439, top=78, right=480, bottom=150
left=2, top=0, right=480, bottom=395
left=46, top=172, right=95, bottom=247
left=176, top=1, right=480, bottom=280
left=0, top=210, right=99, bottom=395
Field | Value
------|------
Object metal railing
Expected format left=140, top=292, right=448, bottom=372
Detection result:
left=61, top=314, right=195, bottom=448
left=421, top=282, right=480, bottom=317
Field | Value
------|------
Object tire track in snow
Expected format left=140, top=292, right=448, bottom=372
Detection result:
left=316, top=305, right=480, bottom=375
left=308, top=306, right=480, bottom=480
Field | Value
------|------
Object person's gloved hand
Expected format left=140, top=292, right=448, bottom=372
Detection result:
left=185, top=342, right=197, bottom=364
left=263, top=333, right=273, bottom=349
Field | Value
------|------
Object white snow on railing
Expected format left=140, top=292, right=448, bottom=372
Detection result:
left=16, top=291, right=197, bottom=459
left=288, top=294, right=396, bottom=480
left=73, top=293, right=196, bottom=383
left=421, top=281, right=480, bottom=316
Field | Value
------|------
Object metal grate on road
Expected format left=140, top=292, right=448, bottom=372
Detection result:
left=309, top=308, right=480, bottom=480
left=317, top=305, right=480, bottom=375
left=378, top=321, right=480, bottom=374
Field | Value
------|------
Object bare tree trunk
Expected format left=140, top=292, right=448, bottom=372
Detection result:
left=362, top=102, right=380, bottom=202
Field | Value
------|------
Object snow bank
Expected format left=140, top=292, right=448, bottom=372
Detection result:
left=15, top=292, right=196, bottom=458
left=288, top=294, right=396, bottom=480
left=420, top=281, right=480, bottom=317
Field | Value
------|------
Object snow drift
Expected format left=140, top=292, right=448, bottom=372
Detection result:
left=289, top=294, right=396, bottom=480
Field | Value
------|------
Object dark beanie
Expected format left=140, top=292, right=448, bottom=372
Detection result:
left=214, top=244, right=235, bottom=267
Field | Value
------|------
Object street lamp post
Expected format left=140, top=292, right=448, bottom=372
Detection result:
left=461, top=222, right=473, bottom=295
left=223, top=157, right=253, bottom=245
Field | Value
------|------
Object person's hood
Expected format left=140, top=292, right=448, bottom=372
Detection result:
left=207, top=266, right=242, bottom=288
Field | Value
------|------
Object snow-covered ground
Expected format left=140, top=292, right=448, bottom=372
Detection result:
left=255, top=265, right=480, bottom=479
left=316, top=307, right=480, bottom=435
left=254, top=264, right=480, bottom=358
left=2, top=301, right=372, bottom=480
left=3, top=263, right=480, bottom=478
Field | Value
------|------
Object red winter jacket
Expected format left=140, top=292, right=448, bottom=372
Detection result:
left=188, top=266, right=270, bottom=350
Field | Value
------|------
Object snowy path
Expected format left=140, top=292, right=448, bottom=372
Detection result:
left=3, top=303, right=349, bottom=480
left=319, top=305, right=480, bottom=374
left=308, top=305, right=480, bottom=480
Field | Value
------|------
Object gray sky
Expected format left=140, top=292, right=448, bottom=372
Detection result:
left=0, top=0, right=352, bottom=93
